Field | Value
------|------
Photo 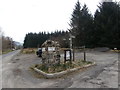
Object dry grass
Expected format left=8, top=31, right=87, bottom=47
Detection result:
left=21, top=48, right=37, bottom=54
left=2, top=49, right=13, bottom=54
left=60, top=48, right=69, bottom=51
left=110, top=50, right=120, bottom=53
left=30, top=60, right=92, bottom=74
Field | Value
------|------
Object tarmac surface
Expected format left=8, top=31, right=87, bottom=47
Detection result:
left=1, top=50, right=119, bottom=88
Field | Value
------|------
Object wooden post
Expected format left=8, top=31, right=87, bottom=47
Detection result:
left=83, top=46, right=86, bottom=62
left=70, top=50, right=72, bottom=64
left=73, top=49, right=75, bottom=61
left=64, top=50, right=66, bottom=63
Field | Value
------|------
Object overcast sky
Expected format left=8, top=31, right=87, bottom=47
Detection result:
left=0, top=0, right=119, bottom=43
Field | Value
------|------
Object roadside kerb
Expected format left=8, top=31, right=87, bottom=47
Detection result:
left=33, top=62, right=96, bottom=78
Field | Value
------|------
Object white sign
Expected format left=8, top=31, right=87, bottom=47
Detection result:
left=48, top=47, right=55, bottom=51
left=66, top=51, right=70, bottom=60
left=42, top=48, right=45, bottom=52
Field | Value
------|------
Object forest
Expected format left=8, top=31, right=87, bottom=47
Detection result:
left=23, top=1, right=120, bottom=49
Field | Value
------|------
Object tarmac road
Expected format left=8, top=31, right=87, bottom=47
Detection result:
left=1, top=50, right=20, bottom=88
left=1, top=50, right=119, bottom=88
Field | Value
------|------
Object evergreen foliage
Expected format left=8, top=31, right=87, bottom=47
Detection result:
left=70, top=1, right=94, bottom=47
left=70, top=1, right=120, bottom=49
left=93, top=2, right=120, bottom=49
left=23, top=31, right=69, bottom=48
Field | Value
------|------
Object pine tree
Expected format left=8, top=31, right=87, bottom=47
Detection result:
left=70, top=1, right=93, bottom=47
left=94, top=2, right=120, bottom=49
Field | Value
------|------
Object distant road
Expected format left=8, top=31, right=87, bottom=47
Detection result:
left=1, top=50, right=20, bottom=88
left=2, top=50, right=20, bottom=59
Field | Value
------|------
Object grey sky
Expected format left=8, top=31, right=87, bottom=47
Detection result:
left=0, top=0, right=119, bottom=43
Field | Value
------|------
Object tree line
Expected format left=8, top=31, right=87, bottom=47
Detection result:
left=23, top=31, right=69, bottom=48
left=23, top=1, right=120, bottom=49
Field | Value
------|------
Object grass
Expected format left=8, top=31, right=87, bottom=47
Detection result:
left=110, top=50, right=120, bottom=53
left=30, top=60, right=93, bottom=74
left=21, top=48, right=37, bottom=54
left=2, top=49, right=13, bottom=54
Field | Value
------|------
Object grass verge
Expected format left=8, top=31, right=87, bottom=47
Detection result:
left=30, top=60, right=92, bottom=74
left=2, top=49, right=13, bottom=54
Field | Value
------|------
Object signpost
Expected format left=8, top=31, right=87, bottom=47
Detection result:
left=64, top=49, right=72, bottom=64
left=69, top=33, right=75, bottom=61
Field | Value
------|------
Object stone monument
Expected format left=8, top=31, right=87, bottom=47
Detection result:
left=41, top=40, right=61, bottom=67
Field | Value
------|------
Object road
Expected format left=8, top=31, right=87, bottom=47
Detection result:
left=1, top=50, right=119, bottom=88
left=1, top=50, right=20, bottom=88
